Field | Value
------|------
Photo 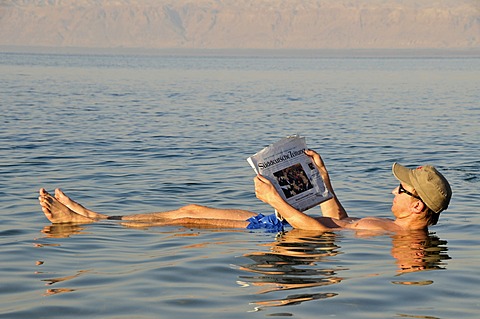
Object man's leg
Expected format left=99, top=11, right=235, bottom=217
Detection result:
left=119, top=204, right=256, bottom=222
left=121, top=217, right=251, bottom=229
left=41, top=189, right=257, bottom=226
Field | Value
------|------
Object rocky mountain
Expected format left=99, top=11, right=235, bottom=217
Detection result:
left=0, top=0, right=478, bottom=50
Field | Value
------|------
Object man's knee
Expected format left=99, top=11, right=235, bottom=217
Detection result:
left=180, top=204, right=207, bottom=215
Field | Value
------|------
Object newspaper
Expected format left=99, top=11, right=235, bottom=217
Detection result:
left=247, top=135, right=333, bottom=213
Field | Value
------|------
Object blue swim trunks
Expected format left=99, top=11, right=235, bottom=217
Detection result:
left=246, top=213, right=289, bottom=232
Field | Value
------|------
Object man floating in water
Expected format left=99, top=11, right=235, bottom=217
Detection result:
left=38, top=150, right=451, bottom=232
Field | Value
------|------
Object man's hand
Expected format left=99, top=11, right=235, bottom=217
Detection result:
left=254, top=174, right=282, bottom=205
left=305, top=149, right=326, bottom=171
left=254, top=172, right=333, bottom=230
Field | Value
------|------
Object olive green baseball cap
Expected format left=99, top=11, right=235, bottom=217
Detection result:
left=392, top=163, right=452, bottom=214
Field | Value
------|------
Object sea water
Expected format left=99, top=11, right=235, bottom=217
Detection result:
left=0, top=51, right=479, bottom=318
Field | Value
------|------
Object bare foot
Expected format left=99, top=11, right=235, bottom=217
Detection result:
left=54, top=188, right=108, bottom=219
left=39, top=188, right=95, bottom=224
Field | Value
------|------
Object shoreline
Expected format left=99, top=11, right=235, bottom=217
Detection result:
left=2, top=46, right=480, bottom=58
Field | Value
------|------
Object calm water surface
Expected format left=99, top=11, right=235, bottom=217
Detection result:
left=0, top=52, right=479, bottom=318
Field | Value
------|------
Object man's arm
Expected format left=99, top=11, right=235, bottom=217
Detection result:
left=305, top=150, right=348, bottom=220
left=254, top=174, right=331, bottom=230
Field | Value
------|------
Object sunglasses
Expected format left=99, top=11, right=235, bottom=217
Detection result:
left=398, top=184, right=422, bottom=201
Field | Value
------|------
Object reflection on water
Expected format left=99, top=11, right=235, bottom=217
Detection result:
left=41, top=269, right=91, bottom=287
left=44, top=288, right=76, bottom=296
left=37, top=224, right=451, bottom=309
left=391, top=231, right=450, bottom=284
left=41, top=224, right=88, bottom=238
left=240, top=229, right=450, bottom=310
left=34, top=259, right=90, bottom=297
left=239, top=229, right=343, bottom=310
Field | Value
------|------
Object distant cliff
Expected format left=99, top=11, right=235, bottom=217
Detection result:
left=0, top=0, right=478, bottom=49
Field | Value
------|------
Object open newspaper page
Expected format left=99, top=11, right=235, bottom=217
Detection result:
left=247, top=135, right=333, bottom=212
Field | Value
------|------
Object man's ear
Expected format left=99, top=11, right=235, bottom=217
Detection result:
left=411, top=200, right=426, bottom=214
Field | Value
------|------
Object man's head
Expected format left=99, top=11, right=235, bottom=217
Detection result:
left=392, top=163, right=452, bottom=225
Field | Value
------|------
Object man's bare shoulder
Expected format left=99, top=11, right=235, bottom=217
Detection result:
left=342, top=217, right=401, bottom=232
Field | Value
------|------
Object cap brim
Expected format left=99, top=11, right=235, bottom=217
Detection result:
left=392, top=163, right=413, bottom=186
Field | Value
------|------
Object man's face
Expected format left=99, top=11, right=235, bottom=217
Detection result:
left=391, top=183, right=417, bottom=219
